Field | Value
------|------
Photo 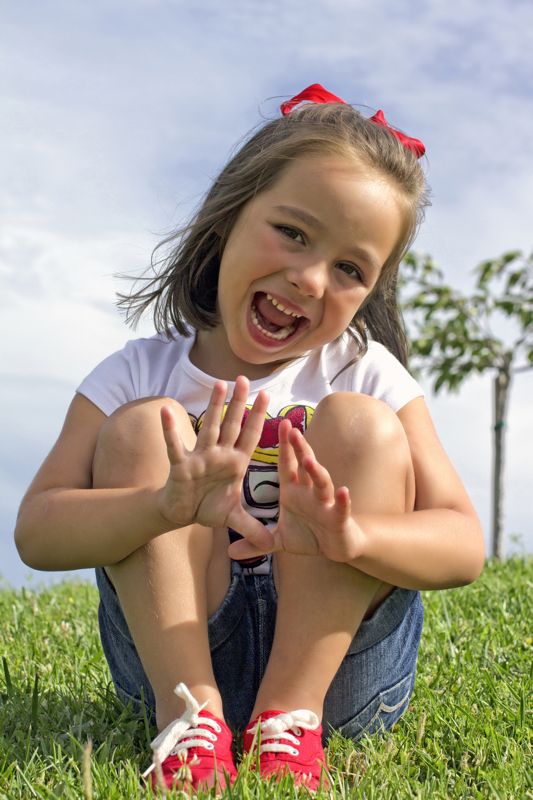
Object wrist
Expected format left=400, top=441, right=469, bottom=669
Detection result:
left=150, top=487, right=187, bottom=533
left=345, top=516, right=366, bottom=564
left=155, top=486, right=194, bottom=532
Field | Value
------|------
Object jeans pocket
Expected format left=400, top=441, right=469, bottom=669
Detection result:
left=338, top=672, right=414, bottom=742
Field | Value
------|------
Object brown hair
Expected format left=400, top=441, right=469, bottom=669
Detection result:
left=117, top=102, right=430, bottom=368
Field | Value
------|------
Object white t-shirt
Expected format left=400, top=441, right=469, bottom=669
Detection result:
left=77, top=329, right=423, bottom=573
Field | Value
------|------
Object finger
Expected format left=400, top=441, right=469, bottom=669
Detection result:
left=160, top=405, right=187, bottom=465
left=228, top=537, right=268, bottom=561
left=218, top=375, right=251, bottom=447
left=228, top=533, right=282, bottom=559
left=276, top=419, right=299, bottom=485
left=196, top=381, right=228, bottom=448
left=226, top=507, right=276, bottom=552
left=287, top=427, right=314, bottom=487
left=288, top=426, right=317, bottom=460
left=301, top=453, right=336, bottom=504
left=234, top=388, right=270, bottom=455
left=334, top=486, right=352, bottom=521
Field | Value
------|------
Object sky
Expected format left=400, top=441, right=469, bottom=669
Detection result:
left=1, top=0, right=532, bottom=587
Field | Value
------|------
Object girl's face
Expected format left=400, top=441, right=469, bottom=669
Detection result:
left=192, top=154, right=404, bottom=380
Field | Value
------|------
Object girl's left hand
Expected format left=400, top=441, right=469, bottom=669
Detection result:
left=228, top=419, right=364, bottom=563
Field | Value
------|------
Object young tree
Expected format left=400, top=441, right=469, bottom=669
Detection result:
left=400, top=250, right=533, bottom=559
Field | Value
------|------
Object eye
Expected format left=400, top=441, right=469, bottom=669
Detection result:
left=337, top=262, right=364, bottom=282
left=278, top=226, right=305, bottom=244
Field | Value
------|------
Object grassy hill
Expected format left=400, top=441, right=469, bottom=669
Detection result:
left=1, top=558, right=532, bottom=799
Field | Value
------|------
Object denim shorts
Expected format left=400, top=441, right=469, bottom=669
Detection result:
left=95, top=561, right=423, bottom=743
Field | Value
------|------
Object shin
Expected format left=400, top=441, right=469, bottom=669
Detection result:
left=93, top=397, right=231, bottom=728
left=252, top=393, right=414, bottom=720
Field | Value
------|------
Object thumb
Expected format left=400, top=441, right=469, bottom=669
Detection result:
left=226, top=508, right=275, bottom=553
left=228, top=537, right=267, bottom=561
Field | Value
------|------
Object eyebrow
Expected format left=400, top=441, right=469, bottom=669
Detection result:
left=273, top=204, right=382, bottom=275
left=274, top=205, right=326, bottom=231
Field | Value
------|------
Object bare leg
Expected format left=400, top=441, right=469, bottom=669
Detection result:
left=93, top=398, right=231, bottom=729
left=251, top=393, right=415, bottom=720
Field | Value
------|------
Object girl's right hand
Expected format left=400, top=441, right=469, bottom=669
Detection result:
left=157, top=376, right=274, bottom=552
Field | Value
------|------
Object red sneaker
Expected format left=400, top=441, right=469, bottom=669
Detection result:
left=243, top=709, right=329, bottom=790
left=142, top=684, right=237, bottom=793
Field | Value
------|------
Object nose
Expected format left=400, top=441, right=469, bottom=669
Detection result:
left=286, top=258, right=328, bottom=299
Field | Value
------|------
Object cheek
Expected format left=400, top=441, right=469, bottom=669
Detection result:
left=254, top=230, right=282, bottom=269
left=333, top=287, right=367, bottom=320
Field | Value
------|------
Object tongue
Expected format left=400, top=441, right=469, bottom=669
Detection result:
left=255, top=293, right=295, bottom=331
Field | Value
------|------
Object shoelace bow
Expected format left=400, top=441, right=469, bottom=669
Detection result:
left=249, top=710, right=319, bottom=755
left=142, top=683, right=220, bottom=778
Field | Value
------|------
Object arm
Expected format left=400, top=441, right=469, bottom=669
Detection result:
left=229, top=398, right=485, bottom=590
left=15, top=381, right=273, bottom=571
left=14, top=394, right=174, bottom=570
left=348, top=398, right=485, bottom=589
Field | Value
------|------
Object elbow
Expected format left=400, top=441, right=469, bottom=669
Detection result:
left=14, top=500, right=52, bottom=571
left=467, top=539, right=486, bottom=585
left=14, top=521, right=41, bottom=570
left=468, top=522, right=487, bottom=583
left=15, top=530, right=56, bottom=572
left=453, top=526, right=486, bottom=587
left=456, top=555, right=484, bottom=588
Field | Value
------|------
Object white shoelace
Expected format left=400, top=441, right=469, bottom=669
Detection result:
left=248, top=710, right=320, bottom=757
left=142, top=683, right=221, bottom=778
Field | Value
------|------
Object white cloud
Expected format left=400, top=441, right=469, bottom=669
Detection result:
left=0, top=222, right=156, bottom=381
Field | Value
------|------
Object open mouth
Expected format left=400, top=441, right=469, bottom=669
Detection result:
left=250, top=292, right=307, bottom=341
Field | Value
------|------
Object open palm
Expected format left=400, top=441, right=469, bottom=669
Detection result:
left=273, top=421, right=361, bottom=561
left=228, top=419, right=363, bottom=563
left=158, top=377, right=274, bottom=552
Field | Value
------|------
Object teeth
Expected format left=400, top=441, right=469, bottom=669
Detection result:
left=266, top=294, right=302, bottom=318
left=251, top=304, right=296, bottom=340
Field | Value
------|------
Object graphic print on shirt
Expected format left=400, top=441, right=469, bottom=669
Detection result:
left=189, top=403, right=315, bottom=469
left=188, top=403, right=315, bottom=570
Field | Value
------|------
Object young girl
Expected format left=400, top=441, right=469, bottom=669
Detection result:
left=15, top=85, right=485, bottom=792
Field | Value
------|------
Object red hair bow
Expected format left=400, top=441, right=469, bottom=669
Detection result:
left=280, top=83, right=346, bottom=115
left=369, top=109, right=425, bottom=158
left=280, top=84, right=425, bottom=158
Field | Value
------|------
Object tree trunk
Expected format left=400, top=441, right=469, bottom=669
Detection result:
left=492, top=368, right=511, bottom=559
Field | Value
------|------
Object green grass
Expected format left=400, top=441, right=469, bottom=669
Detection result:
left=1, top=558, right=532, bottom=799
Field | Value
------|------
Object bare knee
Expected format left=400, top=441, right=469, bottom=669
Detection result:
left=99, top=397, right=191, bottom=447
left=308, top=392, right=409, bottom=462
left=307, top=392, right=415, bottom=516
left=93, top=397, right=193, bottom=488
